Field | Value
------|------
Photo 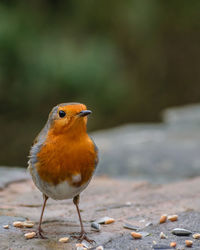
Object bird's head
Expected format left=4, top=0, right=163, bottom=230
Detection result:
left=47, top=103, right=92, bottom=135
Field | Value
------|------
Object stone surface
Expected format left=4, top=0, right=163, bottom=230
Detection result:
left=1, top=170, right=200, bottom=249
left=93, top=104, right=200, bottom=183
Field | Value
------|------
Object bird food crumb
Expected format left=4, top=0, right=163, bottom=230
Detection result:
left=95, top=216, right=115, bottom=224
left=105, top=218, right=115, bottom=224
left=3, top=225, right=9, bottom=229
left=170, top=242, right=177, bottom=248
left=160, top=214, right=167, bottom=224
left=96, top=246, right=104, bottom=250
left=185, top=240, right=193, bottom=247
left=23, top=222, right=35, bottom=228
left=76, top=243, right=84, bottom=247
left=193, top=233, right=200, bottom=239
left=160, top=232, right=167, bottom=239
left=131, top=232, right=142, bottom=239
left=24, top=232, right=36, bottom=239
left=59, top=237, right=69, bottom=243
left=168, top=215, right=178, bottom=222
left=76, top=243, right=87, bottom=250
left=13, top=221, right=24, bottom=228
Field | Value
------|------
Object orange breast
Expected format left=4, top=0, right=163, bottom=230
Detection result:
left=36, top=133, right=97, bottom=186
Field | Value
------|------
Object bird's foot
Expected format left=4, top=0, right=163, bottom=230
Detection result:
left=37, top=228, right=48, bottom=239
left=73, top=232, right=95, bottom=244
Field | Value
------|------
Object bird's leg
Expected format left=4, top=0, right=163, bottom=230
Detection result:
left=38, top=194, right=48, bottom=239
left=73, top=195, right=95, bottom=244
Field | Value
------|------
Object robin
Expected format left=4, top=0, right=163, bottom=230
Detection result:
left=28, top=103, right=98, bottom=242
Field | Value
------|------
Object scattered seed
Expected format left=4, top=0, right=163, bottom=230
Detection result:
left=95, top=217, right=115, bottom=224
left=172, top=228, right=192, bottom=236
left=123, top=223, right=140, bottom=231
left=170, top=242, right=176, bottom=248
left=131, top=232, right=142, bottom=239
left=24, top=220, right=34, bottom=224
left=3, top=225, right=9, bottom=229
left=159, top=214, right=167, bottom=224
left=96, top=246, right=104, bottom=250
left=23, top=222, right=34, bottom=228
left=185, top=240, right=193, bottom=247
left=160, top=232, right=167, bottom=239
left=193, top=233, right=200, bottom=239
left=59, top=237, right=69, bottom=243
left=76, top=243, right=87, bottom=250
left=91, top=222, right=101, bottom=231
left=76, top=243, right=84, bottom=247
left=168, top=215, right=178, bottom=222
left=24, top=232, right=36, bottom=239
left=105, top=218, right=115, bottom=224
left=13, top=221, right=24, bottom=228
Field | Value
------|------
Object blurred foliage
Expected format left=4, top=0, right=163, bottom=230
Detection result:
left=0, top=0, right=200, bottom=165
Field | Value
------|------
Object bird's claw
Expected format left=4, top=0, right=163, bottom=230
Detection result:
left=73, top=232, right=96, bottom=244
left=37, top=228, right=48, bottom=239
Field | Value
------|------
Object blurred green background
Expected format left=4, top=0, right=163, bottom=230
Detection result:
left=0, top=1, right=200, bottom=166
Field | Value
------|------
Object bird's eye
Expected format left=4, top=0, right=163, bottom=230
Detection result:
left=59, top=110, right=66, bottom=118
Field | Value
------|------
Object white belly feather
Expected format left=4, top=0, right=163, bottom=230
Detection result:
left=28, top=161, right=90, bottom=200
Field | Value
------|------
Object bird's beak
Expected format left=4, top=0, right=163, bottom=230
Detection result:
left=78, top=110, right=92, bottom=117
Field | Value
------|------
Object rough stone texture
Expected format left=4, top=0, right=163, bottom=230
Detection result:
left=1, top=172, right=200, bottom=249
left=93, top=104, right=200, bottom=183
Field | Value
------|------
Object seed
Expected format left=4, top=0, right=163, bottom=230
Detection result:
left=160, top=232, right=167, bottom=239
left=193, top=233, right=200, bottom=239
left=24, top=220, right=34, bottom=224
left=95, top=216, right=115, bottom=224
left=3, top=225, right=9, bottom=229
left=91, top=222, right=101, bottom=231
left=172, top=228, right=192, bottom=236
left=131, top=232, right=142, bottom=239
left=168, top=215, right=178, bottom=222
left=76, top=243, right=87, bottom=250
left=24, top=232, right=36, bottom=239
left=23, top=222, right=34, bottom=228
left=76, top=243, right=84, bottom=247
left=185, top=240, right=193, bottom=247
left=96, top=246, right=104, bottom=250
left=13, top=221, right=24, bottom=228
left=105, top=218, right=115, bottom=224
left=170, top=242, right=177, bottom=248
left=159, top=214, right=167, bottom=224
left=58, top=237, right=69, bottom=243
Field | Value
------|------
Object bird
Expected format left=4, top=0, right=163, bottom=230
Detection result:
left=28, top=103, right=98, bottom=242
